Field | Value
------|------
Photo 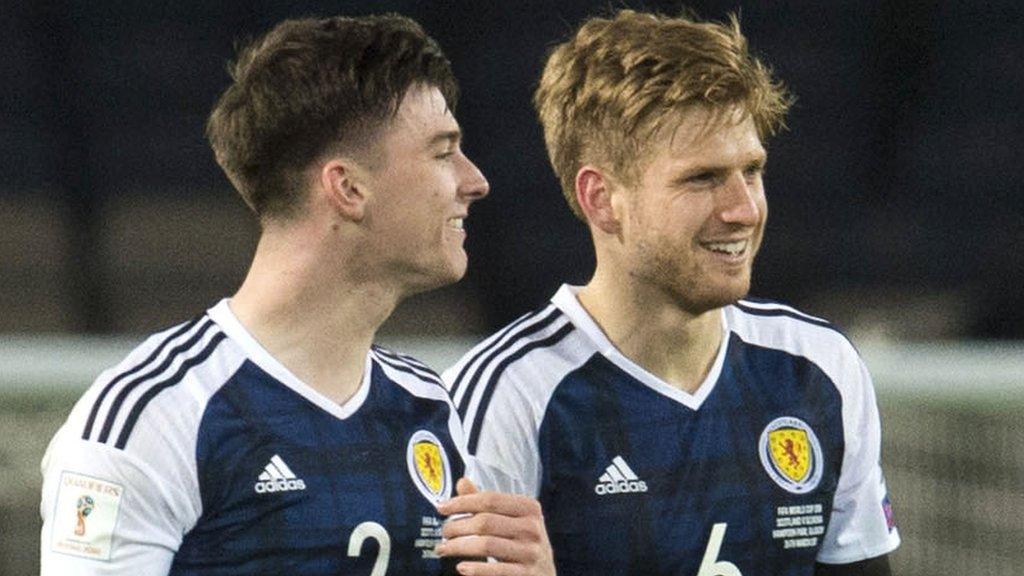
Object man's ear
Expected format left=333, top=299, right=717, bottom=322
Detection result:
left=576, top=165, right=622, bottom=235
left=319, top=158, right=368, bottom=222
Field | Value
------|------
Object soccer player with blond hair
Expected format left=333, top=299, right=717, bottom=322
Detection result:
left=445, top=10, right=899, bottom=575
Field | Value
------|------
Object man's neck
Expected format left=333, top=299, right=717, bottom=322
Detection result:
left=577, top=274, right=724, bottom=395
left=228, top=227, right=401, bottom=406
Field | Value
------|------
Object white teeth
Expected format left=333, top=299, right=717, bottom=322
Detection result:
left=704, top=240, right=747, bottom=255
left=448, top=218, right=464, bottom=230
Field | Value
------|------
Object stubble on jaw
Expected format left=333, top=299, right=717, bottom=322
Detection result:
left=628, top=239, right=753, bottom=316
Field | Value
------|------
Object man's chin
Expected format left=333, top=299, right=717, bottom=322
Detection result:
left=402, top=261, right=466, bottom=296
left=442, top=255, right=468, bottom=285
left=677, top=281, right=751, bottom=315
left=717, top=282, right=752, bottom=308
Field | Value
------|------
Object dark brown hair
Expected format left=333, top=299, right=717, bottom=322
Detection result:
left=207, top=14, right=458, bottom=220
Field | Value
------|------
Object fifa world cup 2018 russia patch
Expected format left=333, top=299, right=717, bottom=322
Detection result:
left=758, top=417, right=824, bottom=494
left=50, top=471, right=124, bottom=561
left=406, top=430, right=452, bottom=505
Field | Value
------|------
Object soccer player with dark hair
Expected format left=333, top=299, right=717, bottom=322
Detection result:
left=41, top=14, right=554, bottom=575
left=444, top=10, right=899, bottom=576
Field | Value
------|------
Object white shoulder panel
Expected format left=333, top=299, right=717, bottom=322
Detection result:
left=371, top=347, right=470, bottom=465
left=727, top=302, right=858, bottom=383
left=443, top=311, right=592, bottom=496
left=727, top=302, right=900, bottom=562
left=41, top=314, right=247, bottom=575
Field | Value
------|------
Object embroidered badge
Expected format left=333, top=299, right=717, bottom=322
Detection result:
left=406, top=430, right=452, bottom=504
left=759, top=417, right=824, bottom=494
left=51, top=471, right=124, bottom=560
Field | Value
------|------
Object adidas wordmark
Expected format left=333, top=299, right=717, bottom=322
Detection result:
left=254, top=454, right=307, bottom=494
left=595, top=455, right=648, bottom=495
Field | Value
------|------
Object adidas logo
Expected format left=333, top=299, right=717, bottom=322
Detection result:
left=594, top=455, right=648, bottom=495
left=254, top=454, right=307, bottom=494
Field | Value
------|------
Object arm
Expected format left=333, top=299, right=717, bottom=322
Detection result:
left=815, top=554, right=892, bottom=576
left=40, top=426, right=195, bottom=575
left=816, top=355, right=900, bottom=565
left=436, top=478, right=555, bottom=576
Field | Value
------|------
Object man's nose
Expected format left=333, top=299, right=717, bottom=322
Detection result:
left=458, top=154, right=490, bottom=201
left=718, top=172, right=761, bottom=225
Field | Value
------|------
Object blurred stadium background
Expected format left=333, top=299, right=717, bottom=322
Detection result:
left=2, top=1, right=1021, bottom=574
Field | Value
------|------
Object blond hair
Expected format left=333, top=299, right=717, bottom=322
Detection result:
left=534, top=10, right=793, bottom=219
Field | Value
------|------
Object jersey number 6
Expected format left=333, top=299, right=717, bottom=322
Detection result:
left=697, top=523, right=742, bottom=576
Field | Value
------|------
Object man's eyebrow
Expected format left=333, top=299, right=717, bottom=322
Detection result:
left=682, top=151, right=768, bottom=173
left=428, top=129, right=462, bottom=146
left=669, top=152, right=768, bottom=184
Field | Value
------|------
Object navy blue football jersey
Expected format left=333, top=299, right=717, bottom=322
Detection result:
left=42, top=300, right=466, bottom=575
left=444, top=285, right=899, bottom=576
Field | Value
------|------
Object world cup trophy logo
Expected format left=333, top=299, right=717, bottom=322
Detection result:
left=75, top=495, right=95, bottom=537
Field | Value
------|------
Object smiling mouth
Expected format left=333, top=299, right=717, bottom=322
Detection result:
left=700, top=239, right=749, bottom=257
left=446, top=217, right=464, bottom=230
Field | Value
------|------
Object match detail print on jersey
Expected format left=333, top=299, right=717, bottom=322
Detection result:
left=406, top=429, right=452, bottom=504
left=758, top=417, right=824, bottom=494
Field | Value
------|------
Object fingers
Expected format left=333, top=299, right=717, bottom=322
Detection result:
left=442, top=558, right=533, bottom=576
left=437, top=484, right=543, bottom=519
left=456, top=477, right=479, bottom=496
left=436, top=534, right=534, bottom=565
left=435, top=478, right=555, bottom=575
left=443, top=510, right=544, bottom=542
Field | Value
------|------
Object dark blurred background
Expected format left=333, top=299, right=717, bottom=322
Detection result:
left=2, top=0, right=1021, bottom=339
left=3, top=4, right=1023, bottom=575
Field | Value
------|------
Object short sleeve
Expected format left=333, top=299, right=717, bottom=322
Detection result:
left=460, top=437, right=537, bottom=496
left=441, top=306, right=586, bottom=498
left=441, top=366, right=543, bottom=497
left=816, top=357, right=901, bottom=564
left=40, top=419, right=197, bottom=574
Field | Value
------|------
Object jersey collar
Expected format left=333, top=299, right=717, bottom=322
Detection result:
left=550, top=284, right=730, bottom=411
left=208, top=299, right=373, bottom=420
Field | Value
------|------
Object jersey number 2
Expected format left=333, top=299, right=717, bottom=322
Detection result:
left=347, top=521, right=392, bottom=576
